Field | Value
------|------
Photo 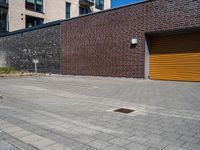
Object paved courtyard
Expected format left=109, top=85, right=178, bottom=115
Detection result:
left=0, top=75, right=200, bottom=150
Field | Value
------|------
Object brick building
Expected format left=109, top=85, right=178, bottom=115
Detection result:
left=0, top=0, right=200, bottom=81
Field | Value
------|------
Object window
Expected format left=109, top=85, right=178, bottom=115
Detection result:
left=79, top=7, right=90, bottom=15
left=26, top=0, right=43, bottom=13
left=95, top=0, right=104, bottom=10
left=36, top=0, right=43, bottom=12
left=0, top=0, right=7, bottom=3
left=66, top=2, right=70, bottom=19
left=26, top=15, right=43, bottom=28
left=0, top=7, right=8, bottom=32
left=26, top=0, right=35, bottom=11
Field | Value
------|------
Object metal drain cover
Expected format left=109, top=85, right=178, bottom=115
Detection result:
left=114, top=108, right=134, bottom=114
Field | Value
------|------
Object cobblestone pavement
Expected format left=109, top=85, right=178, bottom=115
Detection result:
left=0, top=75, right=200, bottom=150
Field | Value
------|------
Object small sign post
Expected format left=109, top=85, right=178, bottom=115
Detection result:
left=32, top=59, right=39, bottom=73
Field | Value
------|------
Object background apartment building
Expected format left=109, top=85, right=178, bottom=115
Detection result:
left=0, top=0, right=110, bottom=33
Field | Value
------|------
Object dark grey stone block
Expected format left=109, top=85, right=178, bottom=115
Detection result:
left=0, top=25, right=61, bottom=74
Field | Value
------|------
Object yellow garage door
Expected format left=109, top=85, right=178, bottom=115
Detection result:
left=150, top=32, right=200, bottom=82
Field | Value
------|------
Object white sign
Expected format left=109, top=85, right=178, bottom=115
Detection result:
left=32, top=59, right=39, bottom=64
left=32, top=59, right=39, bottom=73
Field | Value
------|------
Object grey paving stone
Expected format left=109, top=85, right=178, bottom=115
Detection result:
left=104, top=145, right=129, bottom=150
left=32, top=129, right=51, bottom=136
left=131, top=130, right=150, bottom=137
left=108, top=137, right=131, bottom=146
left=20, top=134, right=55, bottom=149
left=128, top=136, right=149, bottom=144
left=162, top=139, right=186, bottom=147
left=0, top=140, right=18, bottom=150
left=58, top=130, right=81, bottom=138
left=72, top=144, right=91, bottom=150
left=75, top=135, right=95, bottom=143
left=146, top=134, right=167, bottom=143
left=87, top=148, right=98, bottom=150
left=163, top=145, right=188, bottom=150
left=125, top=142, right=149, bottom=150
left=0, top=132, right=38, bottom=150
left=144, top=140, right=169, bottom=150
left=42, top=132, right=62, bottom=141
left=147, top=148, right=159, bottom=150
left=146, top=128, right=163, bottom=135
left=88, top=140, right=111, bottom=149
left=3, top=127, right=22, bottom=134
left=161, top=131, right=182, bottom=140
left=43, top=143, right=71, bottom=150
left=181, top=142, right=200, bottom=150
left=55, top=137, right=75, bottom=145
left=25, top=125, right=39, bottom=132
left=63, top=141, right=86, bottom=149
left=179, top=135, right=200, bottom=144
left=9, top=129, right=32, bottom=139
left=176, top=130, right=197, bottom=137
left=194, top=133, right=200, bottom=139
left=93, top=133, right=115, bottom=141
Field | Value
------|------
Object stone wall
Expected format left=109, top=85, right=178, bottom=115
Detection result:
left=60, top=0, right=200, bottom=78
left=0, top=25, right=61, bottom=73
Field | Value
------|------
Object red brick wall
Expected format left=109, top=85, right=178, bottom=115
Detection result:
left=60, top=0, right=200, bottom=78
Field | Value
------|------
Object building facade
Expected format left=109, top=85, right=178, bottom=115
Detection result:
left=0, top=0, right=200, bottom=82
left=1, top=0, right=110, bottom=32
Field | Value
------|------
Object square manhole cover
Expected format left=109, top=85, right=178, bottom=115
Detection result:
left=114, top=108, right=134, bottom=114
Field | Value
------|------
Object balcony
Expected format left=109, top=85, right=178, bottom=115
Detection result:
left=0, top=0, right=8, bottom=8
left=79, top=0, right=94, bottom=7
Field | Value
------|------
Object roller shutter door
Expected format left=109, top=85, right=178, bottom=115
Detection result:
left=150, top=32, right=200, bottom=82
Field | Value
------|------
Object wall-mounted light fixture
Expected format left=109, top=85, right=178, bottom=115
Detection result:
left=131, top=38, right=138, bottom=45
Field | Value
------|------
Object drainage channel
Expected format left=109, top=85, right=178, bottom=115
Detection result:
left=114, top=108, right=135, bottom=114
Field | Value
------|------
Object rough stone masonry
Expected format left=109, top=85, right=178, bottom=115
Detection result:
left=0, top=24, right=61, bottom=73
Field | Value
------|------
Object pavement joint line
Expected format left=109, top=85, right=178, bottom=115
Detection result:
left=8, top=141, right=24, bottom=150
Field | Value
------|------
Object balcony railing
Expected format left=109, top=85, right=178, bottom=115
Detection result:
left=79, top=0, right=94, bottom=6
